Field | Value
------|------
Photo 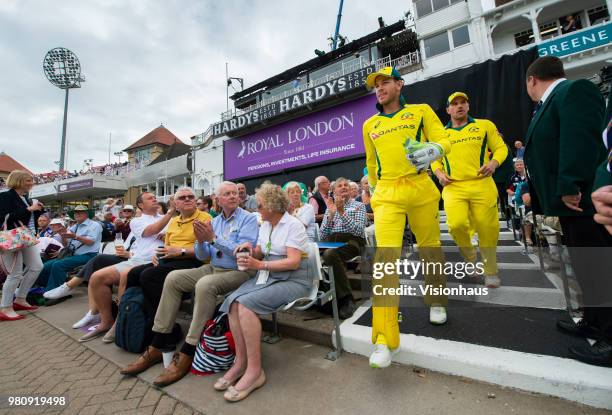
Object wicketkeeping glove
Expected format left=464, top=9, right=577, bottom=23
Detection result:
left=405, top=140, right=444, bottom=173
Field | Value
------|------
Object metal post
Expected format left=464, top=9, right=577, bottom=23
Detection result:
left=331, top=0, right=345, bottom=50
left=326, top=266, right=343, bottom=361
left=59, top=88, right=70, bottom=171
left=108, top=132, right=112, bottom=164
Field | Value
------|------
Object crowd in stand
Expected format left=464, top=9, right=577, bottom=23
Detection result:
left=33, top=161, right=133, bottom=184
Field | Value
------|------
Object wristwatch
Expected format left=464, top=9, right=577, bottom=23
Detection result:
left=180, top=248, right=186, bottom=256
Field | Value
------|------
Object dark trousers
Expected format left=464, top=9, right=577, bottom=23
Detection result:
left=559, top=216, right=612, bottom=340
left=76, top=254, right=126, bottom=282
left=321, top=233, right=365, bottom=301
left=495, top=182, right=510, bottom=220
left=126, top=258, right=202, bottom=318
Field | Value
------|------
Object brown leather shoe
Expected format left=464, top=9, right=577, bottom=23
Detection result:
left=153, top=352, right=193, bottom=387
left=120, top=346, right=162, bottom=376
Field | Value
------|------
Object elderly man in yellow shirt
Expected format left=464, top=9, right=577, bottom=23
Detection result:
left=123, top=186, right=212, bottom=325
left=432, top=92, right=508, bottom=288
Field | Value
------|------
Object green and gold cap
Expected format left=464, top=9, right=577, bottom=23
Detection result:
left=447, top=91, right=469, bottom=106
left=365, top=66, right=403, bottom=89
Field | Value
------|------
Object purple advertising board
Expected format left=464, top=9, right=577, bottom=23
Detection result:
left=223, top=94, right=377, bottom=180
left=57, top=179, right=94, bottom=193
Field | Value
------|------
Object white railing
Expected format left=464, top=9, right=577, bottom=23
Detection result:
left=218, top=51, right=422, bottom=122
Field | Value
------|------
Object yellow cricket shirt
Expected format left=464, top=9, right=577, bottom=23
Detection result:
left=165, top=209, right=212, bottom=248
left=363, top=103, right=451, bottom=187
left=431, top=116, right=508, bottom=181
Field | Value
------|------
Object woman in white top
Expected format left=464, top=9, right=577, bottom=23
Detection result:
left=284, top=181, right=316, bottom=241
left=216, top=184, right=311, bottom=402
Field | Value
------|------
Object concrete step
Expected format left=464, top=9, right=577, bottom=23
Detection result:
left=339, top=303, right=612, bottom=410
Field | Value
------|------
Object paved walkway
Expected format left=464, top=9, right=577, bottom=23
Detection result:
left=1, top=294, right=610, bottom=415
left=0, top=315, right=200, bottom=415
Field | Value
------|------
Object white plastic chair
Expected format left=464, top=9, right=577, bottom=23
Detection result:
left=264, top=242, right=343, bottom=360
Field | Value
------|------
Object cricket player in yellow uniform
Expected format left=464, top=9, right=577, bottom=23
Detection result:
left=432, top=92, right=508, bottom=288
left=363, top=67, right=451, bottom=368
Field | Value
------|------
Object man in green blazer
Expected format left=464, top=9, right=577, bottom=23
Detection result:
left=524, top=56, right=612, bottom=367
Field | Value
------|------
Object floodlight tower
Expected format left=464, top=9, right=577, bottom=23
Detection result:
left=43, top=47, right=85, bottom=171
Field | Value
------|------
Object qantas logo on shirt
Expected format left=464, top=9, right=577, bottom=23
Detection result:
left=450, top=136, right=482, bottom=144
left=370, top=124, right=416, bottom=140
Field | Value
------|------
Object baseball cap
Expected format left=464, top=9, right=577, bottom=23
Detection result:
left=74, top=205, right=89, bottom=212
left=123, top=204, right=134, bottom=211
left=49, top=218, right=65, bottom=226
left=447, top=92, right=469, bottom=106
left=365, top=66, right=403, bottom=89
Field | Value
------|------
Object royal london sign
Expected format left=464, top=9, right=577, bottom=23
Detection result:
left=538, top=22, right=612, bottom=58
left=211, top=65, right=376, bottom=137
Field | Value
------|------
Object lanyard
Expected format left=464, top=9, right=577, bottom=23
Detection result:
left=264, top=225, right=273, bottom=259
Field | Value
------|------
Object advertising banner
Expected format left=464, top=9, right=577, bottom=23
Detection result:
left=57, top=179, right=93, bottom=193
left=213, top=65, right=376, bottom=137
left=223, top=94, right=376, bottom=180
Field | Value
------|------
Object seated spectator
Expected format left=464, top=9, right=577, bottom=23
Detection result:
left=37, top=214, right=52, bottom=238
left=101, top=211, right=116, bottom=241
left=216, top=183, right=312, bottom=402
left=0, top=170, right=44, bottom=321
left=349, top=181, right=360, bottom=200
left=237, top=183, right=258, bottom=212
left=514, top=140, right=525, bottom=159
left=114, top=204, right=134, bottom=240
left=37, top=205, right=102, bottom=298
left=123, top=186, right=211, bottom=320
left=309, top=176, right=331, bottom=224
left=320, top=177, right=367, bottom=319
left=78, top=192, right=174, bottom=342
left=120, top=181, right=258, bottom=386
left=48, top=218, right=66, bottom=245
left=507, top=158, right=532, bottom=245
left=284, top=181, right=316, bottom=241
left=356, top=175, right=375, bottom=225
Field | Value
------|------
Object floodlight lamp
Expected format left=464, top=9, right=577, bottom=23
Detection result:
left=43, top=47, right=82, bottom=89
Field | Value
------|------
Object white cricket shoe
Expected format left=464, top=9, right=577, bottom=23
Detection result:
left=44, top=283, right=75, bottom=300
left=369, top=344, right=392, bottom=368
left=429, top=306, right=447, bottom=325
left=484, top=275, right=501, bottom=288
left=72, top=310, right=101, bottom=329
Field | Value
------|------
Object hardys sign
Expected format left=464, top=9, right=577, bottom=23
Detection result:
left=212, top=65, right=376, bottom=137
left=223, top=94, right=377, bottom=180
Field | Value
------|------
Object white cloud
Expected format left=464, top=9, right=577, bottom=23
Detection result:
left=0, top=0, right=406, bottom=173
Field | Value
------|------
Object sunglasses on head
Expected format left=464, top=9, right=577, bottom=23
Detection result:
left=177, top=195, right=195, bottom=201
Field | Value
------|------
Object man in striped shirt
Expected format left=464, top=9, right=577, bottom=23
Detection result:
left=320, top=177, right=367, bottom=319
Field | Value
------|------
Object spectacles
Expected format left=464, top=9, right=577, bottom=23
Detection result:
left=122, top=210, right=133, bottom=212
left=177, top=195, right=195, bottom=201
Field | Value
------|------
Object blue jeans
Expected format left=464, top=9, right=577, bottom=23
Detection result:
left=37, top=253, right=97, bottom=291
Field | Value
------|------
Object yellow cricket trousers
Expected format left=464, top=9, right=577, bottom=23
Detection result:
left=370, top=174, right=447, bottom=349
left=442, top=177, right=499, bottom=276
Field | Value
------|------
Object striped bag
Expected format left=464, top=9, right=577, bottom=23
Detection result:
left=191, top=313, right=235, bottom=376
